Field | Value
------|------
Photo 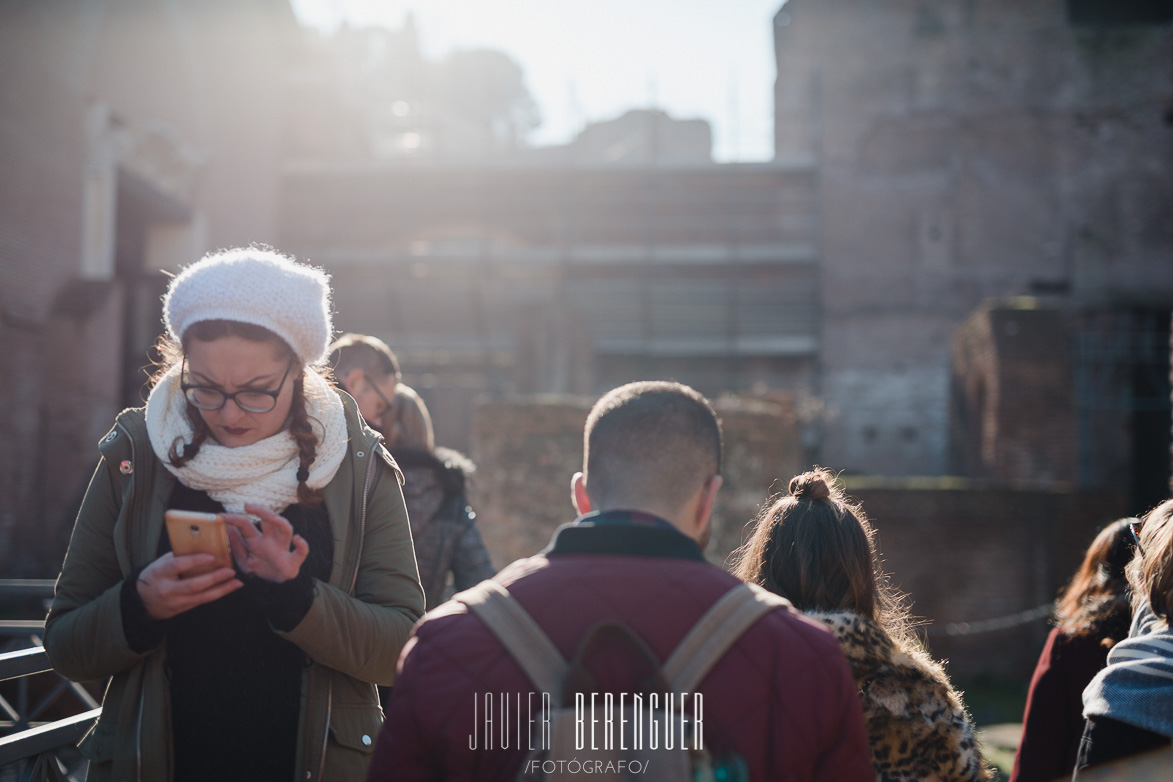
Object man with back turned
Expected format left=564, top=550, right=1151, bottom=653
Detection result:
left=368, top=380, right=872, bottom=781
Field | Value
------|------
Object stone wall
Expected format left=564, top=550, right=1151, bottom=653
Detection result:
left=775, top=0, right=1173, bottom=477
left=846, top=479, right=1125, bottom=679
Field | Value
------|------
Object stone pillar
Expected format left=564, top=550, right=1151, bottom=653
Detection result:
left=950, top=299, right=1077, bottom=485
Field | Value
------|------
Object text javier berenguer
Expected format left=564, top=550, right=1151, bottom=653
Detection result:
left=468, top=692, right=703, bottom=751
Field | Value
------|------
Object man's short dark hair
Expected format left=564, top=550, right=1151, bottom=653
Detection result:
left=328, top=333, right=401, bottom=382
left=584, top=381, right=722, bottom=511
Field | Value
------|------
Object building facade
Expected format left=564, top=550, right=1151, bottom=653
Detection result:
left=278, top=154, right=821, bottom=448
left=774, top=0, right=1173, bottom=501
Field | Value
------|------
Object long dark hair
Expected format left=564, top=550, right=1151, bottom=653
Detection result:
left=731, top=467, right=914, bottom=648
left=1054, top=518, right=1136, bottom=639
left=152, top=319, right=328, bottom=507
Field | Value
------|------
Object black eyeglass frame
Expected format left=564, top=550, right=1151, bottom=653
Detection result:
left=180, top=356, right=295, bottom=414
left=366, top=375, right=395, bottom=418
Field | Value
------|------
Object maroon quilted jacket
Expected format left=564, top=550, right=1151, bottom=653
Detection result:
left=369, top=512, right=873, bottom=781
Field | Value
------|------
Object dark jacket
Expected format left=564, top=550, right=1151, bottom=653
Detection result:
left=1075, top=605, right=1173, bottom=774
left=43, top=394, right=425, bottom=782
left=393, top=446, right=495, bottom=609
left=1011, top=607, right=1131, bottom=782
left=369, top=512, right=874, bottom=782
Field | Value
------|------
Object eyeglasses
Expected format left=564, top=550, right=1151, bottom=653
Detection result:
left=1130, top=520, right=1145, bottom=556
left=367, top=376, right=395, bottom=418
left=180, top=356, right=294, bottom=414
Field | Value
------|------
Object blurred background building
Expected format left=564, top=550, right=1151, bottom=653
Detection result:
left=1, top=0, right=1172, bottom=680
left=773, top=0, right=1173, bottom=510
left=0, top=0, right=304, bottom=575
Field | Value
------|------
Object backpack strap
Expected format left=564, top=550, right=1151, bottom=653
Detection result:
left=459, top=580, right=568, bottom=698
left=663, top=583, right=791, bottom=695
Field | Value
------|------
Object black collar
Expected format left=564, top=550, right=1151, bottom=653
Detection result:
left=544, top=510, right=706, bottom=562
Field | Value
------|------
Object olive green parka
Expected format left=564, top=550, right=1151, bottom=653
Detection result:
left=43, top=393, right=425, bottom=782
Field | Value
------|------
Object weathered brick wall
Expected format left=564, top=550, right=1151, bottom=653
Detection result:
left=844, top=480, right=1125, bottom=679
left=708, top=397, right=802, bottom=566
left=469, top=398, right=590, bottom=565
left=776, top=0, right=1173, bottom=476
left=0, top=3, right=94, bottom=577
left=467, top=394, right=801, bottom=569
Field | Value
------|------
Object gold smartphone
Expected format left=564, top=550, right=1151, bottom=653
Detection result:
left=164, top=510, right=232, bottom=578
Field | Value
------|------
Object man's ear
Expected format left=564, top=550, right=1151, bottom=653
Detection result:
left=694, top=474, right=723, bottom=544
left=572, top=472, right=592, bottom=516
left=341, top=368, right=364, bottom=393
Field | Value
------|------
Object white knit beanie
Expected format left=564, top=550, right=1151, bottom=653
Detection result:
left=163, top=247, right=333, bottom=365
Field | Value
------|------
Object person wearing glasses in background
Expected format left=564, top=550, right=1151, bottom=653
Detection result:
left=43, top=248, right=424, bottom=782
left=1076, top=499, right=1173, bottom=773
left=330, top=333, right=495, bottom=611
left=327, top=333, right=401, bottom=428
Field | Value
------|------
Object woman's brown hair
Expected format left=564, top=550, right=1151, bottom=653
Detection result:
left=381, top=384, right=435, bottom=452
left=1053, top=518, right=1136, bottom=638
left=731, top=467, right=914, bottom=646
left=152, top=319, right=328, bottom=507
left=1130, top=498, right=1173, bottom=624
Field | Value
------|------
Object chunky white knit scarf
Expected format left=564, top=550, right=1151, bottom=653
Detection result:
left=145, top=365, right=347, bottom=513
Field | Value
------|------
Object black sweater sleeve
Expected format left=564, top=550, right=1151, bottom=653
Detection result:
left=245, top=567, right=317, bottom=633
left=120, top=567, right=167, bottom=654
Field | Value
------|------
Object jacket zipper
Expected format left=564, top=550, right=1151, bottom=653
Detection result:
left=316, top=441, right=376, bottom=779
left=351, top=445, right=378, bottom=594
left=316, top=678, right=333, bottom=781
left=136, top=689, right=145, bottom=782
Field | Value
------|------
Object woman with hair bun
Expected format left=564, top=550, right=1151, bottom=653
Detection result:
left=732, top=468, right=992, bottom=782
left=43, top=247, right=424, bottom=782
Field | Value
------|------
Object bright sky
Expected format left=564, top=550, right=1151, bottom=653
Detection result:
left=290, top=0, right=785, bottom=162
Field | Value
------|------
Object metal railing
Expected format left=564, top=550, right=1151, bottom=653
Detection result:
left=0, top=581, right=55, bottom=643
left=0, top=580, right=99, bottom=782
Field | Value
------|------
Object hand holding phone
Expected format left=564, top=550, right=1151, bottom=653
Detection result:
left=223, top=503, right=310, bottom=583
left=165, top=510, right=232, bottom=577
left=134, top=510, right=243, bottom=621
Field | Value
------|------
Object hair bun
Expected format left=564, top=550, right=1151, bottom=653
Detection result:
left=789, top=471, right=831, bottom=501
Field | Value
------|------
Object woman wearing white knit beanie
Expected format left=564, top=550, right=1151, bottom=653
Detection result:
left=44, top=246, right=424, bottom=782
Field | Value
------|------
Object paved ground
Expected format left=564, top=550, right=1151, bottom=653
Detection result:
left=977, top=723, right=1022, bottom=781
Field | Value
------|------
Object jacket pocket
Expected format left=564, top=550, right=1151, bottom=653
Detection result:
left=326, top=705, right=382, bottom=777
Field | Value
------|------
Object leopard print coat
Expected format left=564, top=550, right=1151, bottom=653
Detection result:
left=806, top=610, right=993, bottom=782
